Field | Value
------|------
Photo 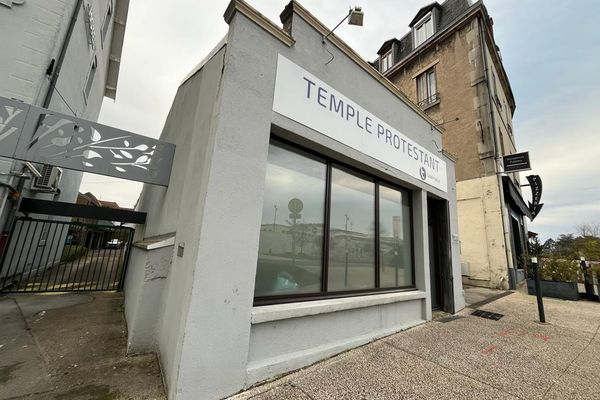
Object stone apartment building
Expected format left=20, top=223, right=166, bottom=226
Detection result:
left=372, top=0, right=531, bottom=289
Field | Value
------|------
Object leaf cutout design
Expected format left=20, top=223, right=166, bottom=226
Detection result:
left=135, top=144, right=148, bottom=151
left=51, top=136, right=71, bottom=147
left=91, top=128, right=101, bottom=142
left=84, top=150, right=102, bottom=159
left=124, top=140, right=130, bottom=147
left=77, top=137, right=83, bottom=144
left=120, top=150, right=133, bottom=159
left=83, top=162, right=93, bottom=167
left=135, top=155, right=149, bottom=163
left=115, top=166, right=126, bottom=172
left=113, top=154, right=123, bottom=159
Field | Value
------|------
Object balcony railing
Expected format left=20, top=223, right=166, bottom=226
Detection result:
left=417, top=92, right=440, bottom=108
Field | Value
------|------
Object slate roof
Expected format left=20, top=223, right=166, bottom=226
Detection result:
left=372, top=0, right=473, bottom=69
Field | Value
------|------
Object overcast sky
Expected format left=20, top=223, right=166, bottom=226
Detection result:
left=80, top=0, right=600, bottom=241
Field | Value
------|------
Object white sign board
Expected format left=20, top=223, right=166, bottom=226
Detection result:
left=272, top=54, right=447, bottom=193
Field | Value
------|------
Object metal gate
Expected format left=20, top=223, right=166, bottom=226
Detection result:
left=0, top=217, right=134, bottom=293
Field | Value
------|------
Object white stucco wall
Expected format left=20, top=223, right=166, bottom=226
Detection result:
left=124, top=4, right=463, bottom=400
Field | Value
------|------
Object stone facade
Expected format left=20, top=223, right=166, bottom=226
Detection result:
left=382, top=3, right=525, bottom=289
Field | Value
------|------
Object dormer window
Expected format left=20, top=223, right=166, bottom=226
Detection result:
left=381, top=50, right=393, bottom=73
left=413, top=12, right=435, bottom=47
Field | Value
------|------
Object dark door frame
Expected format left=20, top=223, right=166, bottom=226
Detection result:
left=428, top=197, right=455, bottom=314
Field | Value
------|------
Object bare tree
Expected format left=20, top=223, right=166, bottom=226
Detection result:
left=575, top=222, right=600, bottom=238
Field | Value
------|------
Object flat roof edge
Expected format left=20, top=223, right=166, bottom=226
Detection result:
left=180, top=36, right=228, bottom=86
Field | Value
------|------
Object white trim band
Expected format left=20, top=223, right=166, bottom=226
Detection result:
left=252, top=290, right=427, bottom=324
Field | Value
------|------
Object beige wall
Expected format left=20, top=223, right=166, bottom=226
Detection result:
left=457, top=175, right=510, bottom=289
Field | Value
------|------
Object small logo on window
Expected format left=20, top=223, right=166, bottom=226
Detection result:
left=419, top=166, right=427, bottom=181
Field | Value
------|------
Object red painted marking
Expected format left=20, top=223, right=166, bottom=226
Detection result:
left=532, top=333, right=550, bottom=342
left=483, top=345, right=497, bottom=354
left=498, top=328, right=512, bottom=337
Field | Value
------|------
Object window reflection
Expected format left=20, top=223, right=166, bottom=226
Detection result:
left=328, top=167, right=375, bottom=291
left=379, top=185, right=413, bottom=288
left=255, top=143, right=326, bottom=297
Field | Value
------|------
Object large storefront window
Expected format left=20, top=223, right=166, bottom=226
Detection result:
left=255, top=143, right=326, bottom=297
left=255, top=140, right=414, bottom=303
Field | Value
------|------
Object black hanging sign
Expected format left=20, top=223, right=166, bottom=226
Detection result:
left=503, top=152, right=531, bottom=173
left=526, top=175, right=543, bottom=220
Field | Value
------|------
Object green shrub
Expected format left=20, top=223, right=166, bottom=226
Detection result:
left=539, top=255, right=580, bottom=283
left=61, top=244, right=88, bottom=263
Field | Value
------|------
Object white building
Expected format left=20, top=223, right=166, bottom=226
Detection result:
left=123, top=1, right=464, bottom=399
left=0, top=0, right=129, bottom=247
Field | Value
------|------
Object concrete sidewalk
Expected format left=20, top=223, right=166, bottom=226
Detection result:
left=231, top=291, right=600, bottom=400
left=0, top=292, right=165, bottom=400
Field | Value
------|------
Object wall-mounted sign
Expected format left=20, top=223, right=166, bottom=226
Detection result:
left=503, top=152, right=531, bottom=173
left=272, top=54, right=447, bottom=192
left=526, top=175, right=543, bottom=220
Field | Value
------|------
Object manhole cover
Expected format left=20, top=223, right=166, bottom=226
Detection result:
left=471, top=310, right=504, bottom=320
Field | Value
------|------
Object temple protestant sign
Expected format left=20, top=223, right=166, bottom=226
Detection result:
left=272, top=55, right=447, bottom=192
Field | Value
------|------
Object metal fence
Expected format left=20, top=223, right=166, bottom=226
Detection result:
left=0, top=217, right=134, bottom=293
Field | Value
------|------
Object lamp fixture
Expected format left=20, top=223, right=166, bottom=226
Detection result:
left=322, top=6, right=364, bottom=44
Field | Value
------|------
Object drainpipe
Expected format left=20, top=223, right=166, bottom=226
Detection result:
left=478, top=17, right=514, bottom=290
left=3, top=0, right=83, bottom=235
left=42, top=0, right=84, bottom=109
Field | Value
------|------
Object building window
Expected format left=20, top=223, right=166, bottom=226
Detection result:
left=379, top=184, right=413, bottom=288
left=83, top=56, right=97, bottom=102
left=416, top=67, right=438, bottom=108
left=101, top=0, right=113, bottom=46
left=255, top=140, right=414, bottom=304
left=328, top=167, right=375, bottom=291
left=414, top=13, right=434, bottom=47
left=381, top=50, right=393, bottom=73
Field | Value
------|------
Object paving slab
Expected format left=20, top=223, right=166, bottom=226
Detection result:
left=0, top=298, right=52, bottom=399
left=463, top=286, right=510, bottom=308
left=0, top=292, right=165, bottom=400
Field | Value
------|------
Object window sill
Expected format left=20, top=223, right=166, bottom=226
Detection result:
left=421, top=99, right=440, bottom=111
left=251, top=290, right=426, bottom=324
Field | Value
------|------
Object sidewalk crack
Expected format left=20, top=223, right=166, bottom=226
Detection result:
left=384, top=341, right=525, bottom=400
left=542, top=321, right=600, bottom=398
left=12, top=298, right=52, bottom=375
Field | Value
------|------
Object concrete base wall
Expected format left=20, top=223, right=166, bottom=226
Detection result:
left=246, top=295, right=426, bottom=385
left=124, top=242, right=173, bottom=353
